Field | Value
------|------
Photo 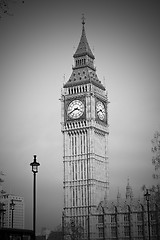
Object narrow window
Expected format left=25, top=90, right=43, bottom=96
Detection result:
left=137, top=225, right=143, bottom=236
left=137, top=212, right=143, bottom=221
left=81, top=161, right=83, bottom=179
left=72, top=162, right=74, bottom=180
left=98, top=215, right=103, bottom=223
left=72, top=136, right=74, bottom=155
left=98, top=227, right=104, bottom=238
left=83, top=133, right=86, bottom=153
left=75, top=135, right=77, bottom=155
left=73, top=188, right=75, bottom=206
left=80, top=134, right=83, bottom=154
left=111, top=214, right=116, bottom=223
left=124, top=226, right=130, bottom=237
left=75, top=162, right=77, bottom=180
left=111, top=227, right=117, bottom=237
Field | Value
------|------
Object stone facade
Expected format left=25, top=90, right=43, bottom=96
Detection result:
left=0, top=194, right=24, bottom=229
left=60, top=18, right=160, bottom=240
left=96, top=185, right=160, bottom=240
left=61, top=19, right=109, bottom=240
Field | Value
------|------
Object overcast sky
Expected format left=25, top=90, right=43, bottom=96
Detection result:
left=0, top=0, right=160, bottom=234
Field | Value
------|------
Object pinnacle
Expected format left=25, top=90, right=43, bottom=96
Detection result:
left=73, top=21, right=95, bottom=59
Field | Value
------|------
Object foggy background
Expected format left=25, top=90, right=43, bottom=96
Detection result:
left=0, top=0, right=160, bottom=234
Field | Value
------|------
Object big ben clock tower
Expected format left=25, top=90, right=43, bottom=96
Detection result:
left=61, top=17, right=109, bottom=240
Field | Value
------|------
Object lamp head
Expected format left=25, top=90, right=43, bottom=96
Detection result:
left=30, top=155, right=40, bottom=173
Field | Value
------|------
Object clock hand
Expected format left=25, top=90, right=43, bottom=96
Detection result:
left=69, top=107, right=79, bottom=114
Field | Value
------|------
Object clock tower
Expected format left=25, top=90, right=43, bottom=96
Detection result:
left=61, top=18, right=109, bottom=240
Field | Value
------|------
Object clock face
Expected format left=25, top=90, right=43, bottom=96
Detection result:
left=96, top=101, right=105, bottom=120
left=67, top=99, right=84, bottom=119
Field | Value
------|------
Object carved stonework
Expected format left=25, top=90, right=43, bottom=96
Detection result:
left=61, top=19, right=109, bottom=239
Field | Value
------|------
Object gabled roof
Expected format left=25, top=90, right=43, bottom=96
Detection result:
left=73, top=22, right=95, bottom=59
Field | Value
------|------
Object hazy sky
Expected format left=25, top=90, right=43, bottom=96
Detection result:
left=0, top=0, right=160, bottom=234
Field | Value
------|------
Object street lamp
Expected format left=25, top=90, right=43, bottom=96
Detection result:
left=30, top=155, right=40, bottom=239
left=10, top=199, right=15, bottom=228
left=144, top=189, right=151, bottom=240
left=100, top=205, right=105, bottom=240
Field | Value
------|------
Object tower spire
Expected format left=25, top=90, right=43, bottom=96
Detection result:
left=73, top=15, right=94, bottom=59
left=63, top=18, right=105, bottom=91
left=126, top=178, right=133, bottom=200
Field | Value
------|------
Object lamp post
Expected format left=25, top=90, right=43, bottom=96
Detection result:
left=10, top=199, right=15, bottom=228
left=30, top=155, right=40, bottom=240
left=100, top=205, right=105, bottom=240
left=144, top=189, right=151, bottom=240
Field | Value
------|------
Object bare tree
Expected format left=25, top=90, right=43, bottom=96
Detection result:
left=0, top=0, right=24, bottom=18
left=0, top=171, right=5, bottom=195
left=142, top=131, right=160, bottom=205
left=151, top=131, right=160, bottom=179
left=141, top=131, right=160, bottom=205
left=63, top=219, right=84, bottom=240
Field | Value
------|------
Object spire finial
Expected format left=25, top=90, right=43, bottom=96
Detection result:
left=82, top=13, right=85, bottom=25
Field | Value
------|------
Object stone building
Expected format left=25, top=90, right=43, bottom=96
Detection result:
left=0, top=193, right=24, bottom=229
left=96, top=182, right=160, bottom=239
left=61, top=17, right=109, bottom=240
left=61, top=18, right=160, bottom=240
